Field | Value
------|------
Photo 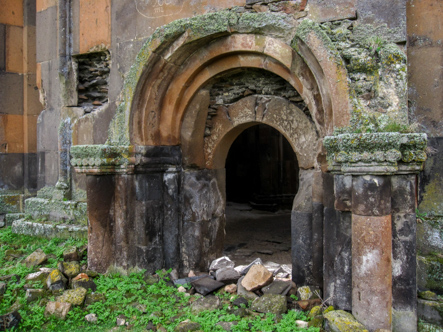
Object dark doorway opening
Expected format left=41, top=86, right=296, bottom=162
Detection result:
left=224, top=124, right=299, bottom=265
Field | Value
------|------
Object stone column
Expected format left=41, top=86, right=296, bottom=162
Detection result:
left=323, top=132, right=427, bottom=331
left=391, top=175, right=417, bottom=332
left=352, top=175, right=392, bottom=331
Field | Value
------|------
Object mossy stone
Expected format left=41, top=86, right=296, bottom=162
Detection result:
left=324, top=310, right=369, bottom=332
left=56, top=287, right=87, bottom=306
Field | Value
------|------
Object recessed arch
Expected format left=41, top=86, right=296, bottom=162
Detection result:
left=128, top=33, right=350, bottom=146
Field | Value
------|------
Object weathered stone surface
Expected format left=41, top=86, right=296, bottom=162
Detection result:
left=296, top=299, right=322, bottom=311
left=237, top=276, right=258, bottom=301
left=72, top=274, right=97, bottom=292
left=63, top=246, right=80, bottom=262
left=224, top=284, right=237, bottom=294
left=352, top=214, right=392, bottom=331
left=190, top=295, right=221, bottom=315
left=241, top=264, right=273, bottom=291
left=216, top=321, right=238, bottom=331
left=26, top=271, right=49, bottom=283
left=191, top=276, right=224, bottom=296
left=251, top=294, right=287, bottom=315
left=26, top=289, right=45, bottom=302
left=297, top=285, right=321, bottom=300
left=59, top=261, right=81, bottom=279
left=44, top=301, right=72, bottom=320
left=85, top=313, right=97, bottom=323
left=352, top=175, right=391, bottom=216
left=24, top=248, right=47, bottom=268
left=418, top=299, right=443, bottom=326
left=11, top=219, right=88, bottom=240
left=308, top=0, right=356, bottom=23
left=0, top=311, right=21, bottom=330
left=85, top=293, right=105, bottom=306
left=175, top=320, right=201, bottom=332
left=239, top=258, right=263, bottom=276
left=215, top=268, right=240, bottom=284
left=210, top=256, right=235, bottom=271
left=46, top=269, right=67, bottom=291
left=56, top=287, right=87, bottom=306
left=323, top=175, right=352, bottom=311
left=334, top=175, right=352, bottom=211
left=261, top=280, right=292, bottom=296
left=324, top=310, right=368, bottom=332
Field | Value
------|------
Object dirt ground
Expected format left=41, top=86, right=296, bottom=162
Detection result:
left=223, top=202, right=292, bottom=266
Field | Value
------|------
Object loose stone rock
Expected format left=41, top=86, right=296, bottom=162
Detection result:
left=251, top=294, right=287, bottom=315
left=296, top=320, right=309, bottom=328
left=116, top=314, right=127, bottom=326
left=0, top=311, right=21, bottom=330
left=59, top=261, right=81, bottom=278
left=85, top=292, right=106, bottom=305
left=63, top=246, right=79, bottom=262
left=177, top=286, right=186, bottom=293
left=24, top=248, right=47, bottom=268
left=45, top=301, right=71, bottom=320
left=191, top=295, right=221, bottom=314
left=296, top=299, right=322, bottom=311
left=324, top=310, right=369, bottom=332
left=225, top=284, right=237, bottom=294
left=191, top=276, right=224, bottom=296
left=85, top=313, right=98, bottom=323
left=241, top=264, right=273, bottom=291
left=174, top=319, right=201, bottom=332
left=216, top=321, right=238, bottom=331
left=56, top=287, right=87, bottom=306
left=46, top=269, right=67, bottom=291
left=72, top=273, right=97, bottom=291
left=4, top=249, right=23, bottom=261
left=275, top=264, right=292, bottom=278
left=26, top=289, right=45, bottom=302
left=237, top=276, right=258, bottom=300
left=216, top=267, right=241, bottom=284
left=240, top=258, right=263, bottom=275
left=232, top=297, right=249, bottom=308
left=209, top=256, right=235, bottom=271
left=297, top=285, right=321, bottom=300
left=262, top=279, right=293, bottom=295
left=26, top=271, right=49, bottom=283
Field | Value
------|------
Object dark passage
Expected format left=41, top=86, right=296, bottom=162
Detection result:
left=224, top=124, right=299, bottom=265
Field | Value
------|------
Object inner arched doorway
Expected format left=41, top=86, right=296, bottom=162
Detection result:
left=224, top=124, right=299, bottom=265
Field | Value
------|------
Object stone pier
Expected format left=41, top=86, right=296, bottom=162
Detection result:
left=324, top=132, right=427, bottom=331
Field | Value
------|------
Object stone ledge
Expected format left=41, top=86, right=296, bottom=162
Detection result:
left=11, top=220, right=88, bottom=239
left=71, top=145, right=182, bottom=175
left=324, top=133, right=427, bottom=175
left=25, top=198, right=87, bottom=225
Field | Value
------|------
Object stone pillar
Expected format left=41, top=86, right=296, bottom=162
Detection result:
left=323, top=173, right=352, bottom=311
left=323, top=132, right=427, bottom=331
left=391, top=175, right=417, bottom=332
left=352, top=175, right=392, bottom=331
left=86, top=175, right=115, bottom=273
left=292, top=169, right=314, bottom=285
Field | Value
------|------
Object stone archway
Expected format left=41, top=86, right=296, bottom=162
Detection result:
left=71, top=10, right=351, bottom=286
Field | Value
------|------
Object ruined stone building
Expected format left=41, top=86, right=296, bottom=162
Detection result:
left=0, top=0, right=442, bottom=331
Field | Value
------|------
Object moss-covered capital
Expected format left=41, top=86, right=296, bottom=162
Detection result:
left=70, top=145, right=135, bottom=174
left=324, top=133, right=427, bottom=175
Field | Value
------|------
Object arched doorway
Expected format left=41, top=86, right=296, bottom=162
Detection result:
left=224, top=124, right=299, bottom=266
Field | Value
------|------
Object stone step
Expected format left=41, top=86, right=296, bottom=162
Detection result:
left=25, top=198, right=87, bottom=224
left=11, top=219, right=87, bottom=239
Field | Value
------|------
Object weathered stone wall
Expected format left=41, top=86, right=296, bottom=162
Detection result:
left=0, top=0, right=42, bottom=215
left=407, top=0, right=443, bottom=299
